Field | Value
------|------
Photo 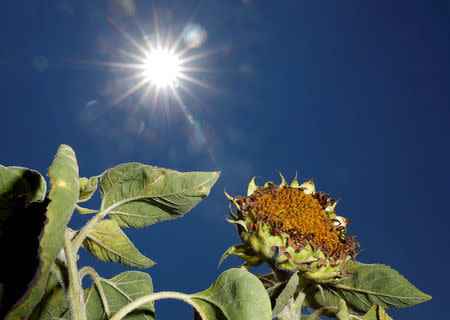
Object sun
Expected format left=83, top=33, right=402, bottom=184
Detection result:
left=80, top=8, right=221, bottom=162
left=144, top=48, right=180, bottom=88
left=91, top=13, right=217, bottom=109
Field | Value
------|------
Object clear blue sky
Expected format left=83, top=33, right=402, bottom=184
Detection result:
left=2, top=0, right=448, bottom=318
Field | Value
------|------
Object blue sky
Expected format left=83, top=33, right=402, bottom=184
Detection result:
left=2, top=0, right=449, bottom=318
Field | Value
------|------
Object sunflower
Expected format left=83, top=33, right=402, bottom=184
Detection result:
left=223, top=173, right=359, bottom=282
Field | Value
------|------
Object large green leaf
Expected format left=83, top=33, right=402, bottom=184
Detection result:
left=0, top=166, right=48, bottom=317
left=5, top=144, right=79, bottom=319
left=191, top=268, right=272, bottom=320
left=0, top=165, right=46, bottom=222
left=29, top=272, right=67, bottom=320
left=0, top=198, right=49, bottom=318
left=304, top=262, right=431, bottom=314
left=99, top=163, right=220, bottom=228
left=85, top=271, right=155, bottom=320
left=82, top=219, right=155, bottom=268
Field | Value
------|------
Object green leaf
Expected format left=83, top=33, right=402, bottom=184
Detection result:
left=304, top=262, right=431, bottom=314
left=0, top=198, right=49, bottom=318
left=29, top=272, right=67, bottom=320
left=85, top=271, right=155, bottom=320
left=272, top=273, right=299, bottom=317
left=82, top=219, right=155, bottom=268
left=0, top=165, right=46, bottom=222
left=99, top=163, right=220, bottom=228
left=5, top=144, right=79, bottom=319
left=78, top=176, right=99, bottom=202
left=191, top=268, right=272, bottom=320
left=358, top=304, right=393, bottom=320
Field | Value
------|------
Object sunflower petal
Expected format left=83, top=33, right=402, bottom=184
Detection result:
left=278, top=171, right=288, bottom=187
left=334, top=216, right=348, bottom=228
left=226, top=218, right=249, bottom=232
left=300, top=179, right=315, bottom=194
left=224, top=190, right=240, bottom=210
left=264, top=181, right=274, bottom=187
left=247, top=177, right=258, bottom=196
left=290, top=172, right=300, bottom=188
left=325, top=200, right=339, bottom=212
left=224, top=190, right=233, bottom=201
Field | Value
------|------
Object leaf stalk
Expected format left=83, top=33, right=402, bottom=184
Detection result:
left=63, top=229, right=87, bottom=320
left=79, top=266, right=110, bottom=318
left=109, top=291, right=206, bottom=320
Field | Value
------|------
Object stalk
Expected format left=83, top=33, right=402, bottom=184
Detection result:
left=63, top=229, right=86, bottom=320
left=109, top=291, right=206, bottom=320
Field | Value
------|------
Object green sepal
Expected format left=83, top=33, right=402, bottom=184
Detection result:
left=218, top=244, right=263, bottom=268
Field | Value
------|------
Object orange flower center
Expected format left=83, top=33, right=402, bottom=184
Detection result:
left=251, top=186, right=342, bottom=256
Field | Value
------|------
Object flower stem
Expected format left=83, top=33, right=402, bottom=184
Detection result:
left=72, top=199, right=128, bottom=251
left=293, top=289, right=306, bottom=315
left=80, top=267, right=110, bottom=318
left=63, top=229, right=86, bottom=320
left=72, top=209, right=107, bottom=251
left=309, top=306, right=338, bottom=320
left=109, top=291, right=206, bottom=320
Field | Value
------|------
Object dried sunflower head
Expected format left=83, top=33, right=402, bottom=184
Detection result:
left=223, top=173, right=359, bottom=282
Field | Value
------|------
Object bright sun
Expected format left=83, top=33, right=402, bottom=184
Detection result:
left=144, top=49, right=180, bottom=88
left=94, top=14, right=215, bottom=108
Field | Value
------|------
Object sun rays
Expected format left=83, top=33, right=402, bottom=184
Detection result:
left=79, top=7, right=221, bottom=163
left=94, top=12, right=216, bottom=110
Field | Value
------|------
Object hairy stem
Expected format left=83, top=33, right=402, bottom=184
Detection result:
left=268, top=261, right=293, bottom=282
left=109, top=292, right=206, bottom=320
left=294, top=289, right=306, bottom=315
left=72, top=209, right=108, bottom=251
left=72, top=199, right=129, bottom=251
left=80, top=267, right=110, bottom=318
left=63, top=229, right=86, bottom=320
left=309, top=306, right=338, bottom=320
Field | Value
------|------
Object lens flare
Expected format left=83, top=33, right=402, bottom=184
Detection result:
left=183, top=23, right=207, bottom=48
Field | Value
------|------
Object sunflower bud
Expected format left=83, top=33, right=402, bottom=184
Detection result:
left=224, top=173, right=359, bottom=282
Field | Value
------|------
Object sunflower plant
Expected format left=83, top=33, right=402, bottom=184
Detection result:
left=221, top=173, right=431, bottom=319
left=0, top=145, right=272, bottom=320
left=0, top=145, right=430, bottom=320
